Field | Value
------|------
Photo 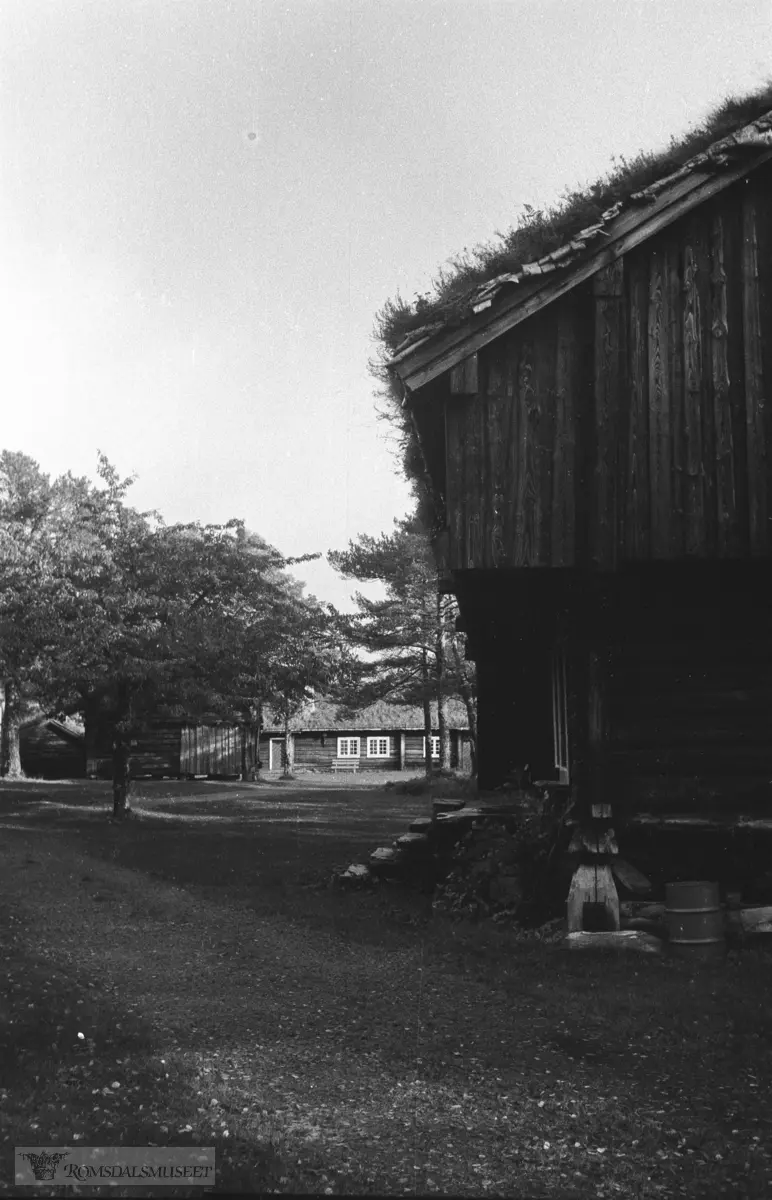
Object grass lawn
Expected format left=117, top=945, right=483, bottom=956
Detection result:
left=1, top=776, right=771, bottom=1197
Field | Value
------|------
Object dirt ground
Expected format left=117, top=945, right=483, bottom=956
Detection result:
left=1, top=777, right=771, bottom=1197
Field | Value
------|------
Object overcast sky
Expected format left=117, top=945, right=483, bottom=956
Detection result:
left=1, top=0, right=770, bottom=607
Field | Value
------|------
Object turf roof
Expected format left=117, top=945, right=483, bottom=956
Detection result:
left=375, top=82, right=772, bottom=361
left=263, top=697, right=469, bottom=732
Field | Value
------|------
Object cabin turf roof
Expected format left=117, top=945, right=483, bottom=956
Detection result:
left=263, top=698, right=469, bottom=733
left=378, top=83, right=772, bottom=361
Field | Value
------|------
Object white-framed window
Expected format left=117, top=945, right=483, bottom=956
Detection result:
left=367, top=736, right=391, bottom=758
left=422, top=736, right=441, bottom=759
left=337, top=737, right=360, bottom=758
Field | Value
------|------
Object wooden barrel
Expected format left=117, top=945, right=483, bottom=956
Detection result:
left=665, top=881, right=725, bottom=957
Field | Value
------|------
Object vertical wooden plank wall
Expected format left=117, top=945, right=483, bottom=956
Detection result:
left=625, top=255, right=650, bottom=557
left=444, top=397, right=465, bottom=571
left=513, top=340, right=538, bottom=566
left=445, top=312, right=567, bottom=569
left=551, top=306, right=577, bottom=566
left=180, top=724, right=245, bottom=777
left=682, top=241, right=704, bottom=555
left=440, top=171, right=772, bottom=571
left=592, top=260, right=625, bottom=569
left=742, top=188, right=770, bottom=556
left=500, top=341, right=520, bottom=563
left=647, top=247, right=672, bottom=558
left=536, top=320, right=557, bottom=567
left=615, top=184, right=770, bottom=563
left=484, top=347, right=508, bottom=567
left=710, top=213, right=739, bottom=555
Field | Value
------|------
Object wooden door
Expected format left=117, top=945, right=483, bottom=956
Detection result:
left=269, top=738, right=286, bottom=771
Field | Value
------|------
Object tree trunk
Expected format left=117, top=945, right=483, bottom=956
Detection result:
left=451, top=637, right=478, bottom=776
left=282, top=712, right=294, bottom=778
left=112, top=729, right=132, bottom=820
left=254, top=700, right=263, bottom=777
left=421, top=649, right=433, bottom=780
left=240, top=720, right=249, bottom=781
left=1, top=679, right=25, bottom=779
left=436, top=593, right=451, bottom=770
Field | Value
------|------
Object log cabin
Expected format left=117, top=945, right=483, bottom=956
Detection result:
left=384, top=96, right=772, bottom=912
left=259, top=698, right=471, bottom=773
left=20, top=716, right=85, bottom=779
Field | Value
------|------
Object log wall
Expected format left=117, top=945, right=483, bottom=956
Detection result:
left=442, top=168, right=772, bottom=572
left=257, top=730, right=468, bottom=771
left=87, top=721, right=245, bottom=779
left=20, top=722, right=86, bottom=779
left=606, top=566, right=772, bottom=817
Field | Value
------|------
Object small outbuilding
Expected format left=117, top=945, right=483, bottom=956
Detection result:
left=85, top=717, right=246, bottom=780
left=20, top=717, right=86, bottom=779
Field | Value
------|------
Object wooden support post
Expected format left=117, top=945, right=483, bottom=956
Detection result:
left=399, top=731, right=406, bottom=772
left=567, top=864, right=620, bottom=933
left=587, top=648, right=611, bottom=814
left=565, top=613, right=623, bottom=930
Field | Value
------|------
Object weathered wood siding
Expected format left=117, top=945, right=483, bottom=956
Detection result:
left=131, top=723, right=183, bottom=776
left=445, top=298, right=590, bottom=571
left=442, top=168, right=772, bottom=571
left=87, top=722, right=183, bottom=778
left=180, top=724, right=242, bottom=776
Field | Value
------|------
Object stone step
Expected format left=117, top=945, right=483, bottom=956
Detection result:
left=434, top=807, right=486, bottom=826
left=394, top=832, right=431, bottom=854
left=408, top=817, right=433, bottom=833
left=333, top=863, right=375, bottom=889
left=368, top=846, right=404, bottom=875
left=370, top=846, right=399, bottom=863
left=565, top=930, right=663, bottom=954
left=740, top=905, right=772, bottom=934
left=432, top=798, right=466, bottom=816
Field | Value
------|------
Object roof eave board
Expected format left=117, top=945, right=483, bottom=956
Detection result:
left=393, top=147, right=772, bottom=393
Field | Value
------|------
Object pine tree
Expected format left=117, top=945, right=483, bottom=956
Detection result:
left=328, top=513, right=477, bottom=776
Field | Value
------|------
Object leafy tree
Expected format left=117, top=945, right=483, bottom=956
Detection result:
left=63, top=484, right=336, bottom=817
left=328, top=513, right=477, bottom=777
left=0, top=451, right=52, bottom=774
left=0, top=452, right=94, bottom=775
left=0, top=450, right=338, bottom=815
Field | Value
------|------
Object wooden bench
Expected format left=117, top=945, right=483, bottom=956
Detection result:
left=331, top=759, right=360, bottom=773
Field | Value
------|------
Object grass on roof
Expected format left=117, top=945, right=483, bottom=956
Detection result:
left=374, top=82, right=772, bottom=357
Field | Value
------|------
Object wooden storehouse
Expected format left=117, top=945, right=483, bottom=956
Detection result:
left=259, top=699, right=471, bottom=773
left=386, top=103, right=772, bottom=874
left=86, top=718, right=246, bottom=780
left=20, top=717, right=86, bottom=779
